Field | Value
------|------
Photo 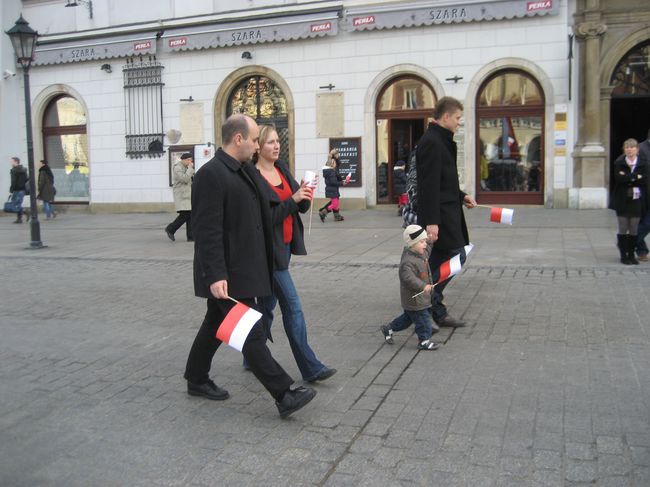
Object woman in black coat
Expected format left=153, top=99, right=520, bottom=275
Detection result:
left=610, top=138, right=648, bottom=264
left=37, top=160, right=56, bottom=219
left=250, top=124, right=336, bottom=382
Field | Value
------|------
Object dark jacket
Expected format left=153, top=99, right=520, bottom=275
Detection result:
left=38, top=165, right=56, bottom=202
left=609, top=154, right=648, bottom=214
left=399, top=244, right=433, bottom=311
left=323, top=165, right=344, bottom=198
left=415, top=122, right=469, bottom=250
left=191, top=148, right=274, bottom=300
left=254, top=160, right=309, bottom=271
left=10, top=164, right=28, bottom=193
left=393, top=164, right=407, bottom=195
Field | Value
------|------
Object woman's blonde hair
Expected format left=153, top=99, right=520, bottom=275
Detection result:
left=253, top=124, right=278, bottom=163
left=326, top=148, right=339, bottom=167
left=623, top=138, right=638, bottom=149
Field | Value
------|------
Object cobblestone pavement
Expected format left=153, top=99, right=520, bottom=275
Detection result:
left=1, top=208, right=649, bottom=486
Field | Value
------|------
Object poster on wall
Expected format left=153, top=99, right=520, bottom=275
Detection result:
left=168, top=145, right=195, bottom=187
left=329, top=137, right=362, bottom=187
left=193, top=143, right=215, bottom=172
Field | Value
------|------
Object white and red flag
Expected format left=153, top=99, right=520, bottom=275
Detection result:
left=489, top=207, right=514, bottom=225
left=436, top=244, right=474, bottom=283
left=215, top=302, right=262, bottom=352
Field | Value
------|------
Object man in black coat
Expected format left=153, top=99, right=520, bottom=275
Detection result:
left=416, top=97, right=476, bottom=328
left=635, top=128, right=650, bottom=261
left=184, top=114, right=316, bottom=418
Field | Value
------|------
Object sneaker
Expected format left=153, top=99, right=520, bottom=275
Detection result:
left=637, top=253, right=648, bottom=262
left=380, top=324, right=394, bottom=344
left=418, top=339, right=440, bottom=351
left=319, top=209, right=327, bottom=222
left=276, top=386, right=317, bottom=418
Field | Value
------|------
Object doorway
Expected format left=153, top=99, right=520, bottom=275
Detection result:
left=375, top=75, right=436, bottom=204
left=376, top=119, right=425, bottom=204
left=609, top=96, right=650, bottom=194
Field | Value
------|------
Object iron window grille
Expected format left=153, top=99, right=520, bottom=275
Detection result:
left=123, top=56, right=164, bottom=158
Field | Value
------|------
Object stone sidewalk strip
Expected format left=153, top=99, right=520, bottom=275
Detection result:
left=1, top=209, right=650, bottom=485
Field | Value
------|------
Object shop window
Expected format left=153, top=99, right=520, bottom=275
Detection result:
left=610, top=40, right=650, bottom=96
left=123, top=56, right=164, bottom=158
left=227, top=75, right=289, bottom=164
left=42, top=95, right=89, bottom=201
left=476, top=70, right=544, bottom=204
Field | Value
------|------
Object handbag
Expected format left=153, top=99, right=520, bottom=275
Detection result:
left=4, top=196, right=16, bottom=213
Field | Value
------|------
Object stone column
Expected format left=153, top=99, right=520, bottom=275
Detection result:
left=571, top=2, right=608, bottom=208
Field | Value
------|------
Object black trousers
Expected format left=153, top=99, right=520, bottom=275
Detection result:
left=428, top=246, right=466, bottom=322
left=184, top=298, right=294, bottom=401
left=167, top=210, right=192, bottom=239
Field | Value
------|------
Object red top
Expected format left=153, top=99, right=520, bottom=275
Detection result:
left=267, top=167, right=293, bottom=244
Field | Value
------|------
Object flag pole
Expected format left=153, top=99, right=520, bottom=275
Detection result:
left=475, top=204, right=493, bottom=209
left=308, top=200, right=313, bottom=235
left=412, top=283, right=437, bottom=299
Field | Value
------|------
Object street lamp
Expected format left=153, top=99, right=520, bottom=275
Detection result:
left=6, top=15, right=44, bottom=249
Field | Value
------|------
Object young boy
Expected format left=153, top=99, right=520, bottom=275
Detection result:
left=381, top=224, right=440, bottom=350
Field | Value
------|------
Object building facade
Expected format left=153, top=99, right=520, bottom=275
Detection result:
left=0, top=0, right=648, bottom=211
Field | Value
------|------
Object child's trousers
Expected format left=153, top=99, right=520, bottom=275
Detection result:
left=388, top=309, right=434, bottom=341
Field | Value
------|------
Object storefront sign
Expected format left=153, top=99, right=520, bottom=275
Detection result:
left=329, top=138, right=362, bottom=187
left=346, top=0, right=559, bottom=31
left=34, top=34, right=157, bottom=65
left=161, top=11, right=339, bottom=52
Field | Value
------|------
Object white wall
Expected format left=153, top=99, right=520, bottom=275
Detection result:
left=20, top=0, right=573, bottom=206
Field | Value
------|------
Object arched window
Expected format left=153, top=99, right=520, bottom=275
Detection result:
left=476, top=70, right=545, bottom=204
left=610, top=40, right=650, bottom=96
left=227, top=75, right=289, bottom=164
left=375, top=75, right=436, bottom=204
left=42, top=95, right=89, bottom=202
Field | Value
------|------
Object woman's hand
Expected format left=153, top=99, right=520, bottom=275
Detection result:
left=292, top=181, right=314, bottom=203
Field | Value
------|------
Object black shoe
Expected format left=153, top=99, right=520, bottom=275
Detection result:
left=436, top=315, right=466, bottom=328
left=319, top=209, right=327, bottom=222
left=165, top=228, right=175, bottom=241
left=276, top=386, right=316, bottom=418
left=307, top=367, right=337, bottom=383
left=187, top=380, right=229, bottom=400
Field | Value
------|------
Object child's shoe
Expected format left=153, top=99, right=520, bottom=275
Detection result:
left=380, top=324, right=394, bottom=344
left=418, top=339, right=439, bottom=351
left=319, top=209, right=327, bottom=222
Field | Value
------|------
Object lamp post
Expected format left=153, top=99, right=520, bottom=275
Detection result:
left=6, top=15, right=43, bottom=249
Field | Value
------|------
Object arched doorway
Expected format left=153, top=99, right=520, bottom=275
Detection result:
left=375, top=75, right=436, bottom=204
left=42, top=95, right=89, bottom=202
left=476, top=70, right=545, bottom=205
left=609, top=39, right=650, bottom=194
left=226, top=75, right=289, bottom=164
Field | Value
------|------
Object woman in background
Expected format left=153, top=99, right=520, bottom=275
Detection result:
left=610, top=138, right=648, bottom=265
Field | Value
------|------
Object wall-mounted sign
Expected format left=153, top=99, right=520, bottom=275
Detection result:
left=329, top=137, right=362, bottom=187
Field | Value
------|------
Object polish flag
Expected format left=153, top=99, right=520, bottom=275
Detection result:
left=436, top=244, right=474, bottom=283
left=215, top=302, right=262, bottom=352
left=489, top=207, right=514, bottom=225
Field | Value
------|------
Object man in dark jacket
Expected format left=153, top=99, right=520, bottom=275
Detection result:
left=184, top=114, right=316, bottom=418
left=416, top=97, right=477, bottom=328
left=9, top=156, right=28, bottom=223
left=635, top=129, right=650, bottom=261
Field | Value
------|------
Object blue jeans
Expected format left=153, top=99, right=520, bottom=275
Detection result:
left=389, top=309, right=434, bottom=341
left=256, top=246, right=326, bottom=381
left=43, top=200, right=54, bottom=218
left=636, top=211, right=650, bottom=255
left=11, top=191, right=25, bottom=216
